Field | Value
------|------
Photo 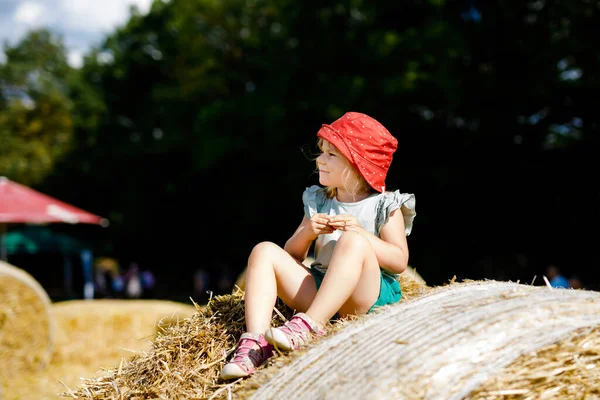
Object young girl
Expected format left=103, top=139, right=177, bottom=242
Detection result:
left=220, top=111, right=416, bottom=380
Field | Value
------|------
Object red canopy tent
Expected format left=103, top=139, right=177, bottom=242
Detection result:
left=0, top=176, right=109, bottom=261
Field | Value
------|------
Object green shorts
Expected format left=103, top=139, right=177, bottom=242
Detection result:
left=309, top=267, right=402, bottom=313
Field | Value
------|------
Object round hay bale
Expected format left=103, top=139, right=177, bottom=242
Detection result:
left=51, top=299, right=198, bottom=367
left=471, top=324, right=600, bottom=398
left=249, top=281, right=600, bottom=400
left=0, top=260, right=54, bottom=379
left=2, top=299, right=197, bottom=400
left=61, top=291, right=295, bottom=400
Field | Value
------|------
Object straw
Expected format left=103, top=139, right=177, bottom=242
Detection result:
left=5, top=298, right=196, bottom=400
left=61, top=272, right=430, bottom=399
left=249, top=280, right=600, bottom=400
left=0, top=260, right=54, bottom=382
left=471, top=324, right=600, bottom=399
left=63, top=277, right=600, bottom=400
left=59, top=289, right=290, bottom=399
left=51, top=299, right=198, bottom=366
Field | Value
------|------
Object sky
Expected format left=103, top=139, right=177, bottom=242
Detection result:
left=0, top=0, right=154, bottom=68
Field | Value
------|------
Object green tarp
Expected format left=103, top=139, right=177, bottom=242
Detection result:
left=4, top=226, right=90, bottom=255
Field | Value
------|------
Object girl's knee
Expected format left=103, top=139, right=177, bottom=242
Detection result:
left=337, top=231, right=369, bottom=250
left=333, top=232, right=378, bottom=272
left=249, top=241, right=282, bottom=263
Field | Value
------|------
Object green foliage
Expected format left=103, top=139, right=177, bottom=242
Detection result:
left=1, top=29, right=71, bottom=83
left=0, top=29, right=74, bottom=185
left=4, top=0, right=599, bottom=288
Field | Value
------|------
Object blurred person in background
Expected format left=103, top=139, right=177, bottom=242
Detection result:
left=568, top=275, right=584, bottom=290
left=94, top=257, right=120, bottom=298
left=546, top=264, right=569, bottom=289
left=123, top=262, right=143, bottom=299
left=140, top=268, right=156, bottom=298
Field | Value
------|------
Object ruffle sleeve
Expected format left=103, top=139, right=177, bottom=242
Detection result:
left=375, top=190, right=416, bottom=236
left=302, top=185, right=328, bottom=218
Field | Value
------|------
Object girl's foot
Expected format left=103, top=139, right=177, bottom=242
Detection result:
left=264, top=313, right=325, bottom=351
left=220, top=333, right=273, bottom=380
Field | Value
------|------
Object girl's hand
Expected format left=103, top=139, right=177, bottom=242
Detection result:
left=327, top=214, right=363, bottom=232
left=307, top=213, right=335, bottom=238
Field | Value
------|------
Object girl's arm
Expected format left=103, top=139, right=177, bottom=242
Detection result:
left=366, top=209, right=409, bottom=274
left=284, top=216, right=318, bottom=262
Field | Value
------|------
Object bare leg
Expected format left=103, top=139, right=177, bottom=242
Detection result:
left=244, top=241, right=318, bottom=334
left=305, top=231, right=381, bottom=325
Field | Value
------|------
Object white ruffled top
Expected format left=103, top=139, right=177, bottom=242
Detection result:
left=302, top=185, right=416, bottom=277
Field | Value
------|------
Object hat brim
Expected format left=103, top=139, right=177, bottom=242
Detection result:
left=317, top=124, right=354, bottom=164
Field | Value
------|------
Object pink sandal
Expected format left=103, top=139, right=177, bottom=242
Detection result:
left=220, top=333, right=273, bottom=380
left=264, top=313, right=325, bottom=351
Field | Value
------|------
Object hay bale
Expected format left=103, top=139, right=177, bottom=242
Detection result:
left=4, top=299, right=197, bottom=400
left=0, top=260, right=54, bottom=380
left=56, top=278, right=600, bottom=400
left=248, top=281, right=600, bottom=400
left=471, top=324, right=600, bottom=399
left=51, top=299, right=198, bottom=367
left=60, top=290, right=297, bottom=399
left=61, top=272, right=431, bottom=400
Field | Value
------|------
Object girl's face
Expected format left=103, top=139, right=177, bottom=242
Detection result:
left=317, top=140, right=360, bottom=191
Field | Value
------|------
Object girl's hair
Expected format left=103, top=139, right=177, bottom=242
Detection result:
left=315, top=138, right=373, bottom=200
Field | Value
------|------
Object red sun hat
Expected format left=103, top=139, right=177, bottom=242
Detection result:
left=317, top=112, right=398, bottom=192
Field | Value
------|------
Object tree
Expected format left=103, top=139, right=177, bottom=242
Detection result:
left=40, top=0, right=600, bottom=292
left=0, top=29, right=74, bottom=186
left=51, top=0, right=464, bottom=277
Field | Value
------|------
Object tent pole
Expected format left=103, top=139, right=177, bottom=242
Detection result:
left=0, top=223, right=6, bottom=261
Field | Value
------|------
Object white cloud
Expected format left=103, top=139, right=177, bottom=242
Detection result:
left=1, top=0, right=155, bottom=68
left=59, top=0, right=153, bottom=34
left=14, top=2, right=46, bottom=25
